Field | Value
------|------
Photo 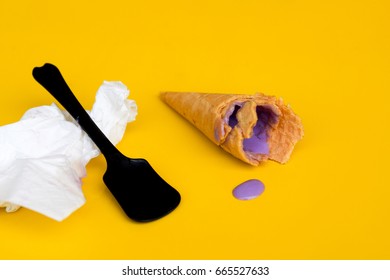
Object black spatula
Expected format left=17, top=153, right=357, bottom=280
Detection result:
left=33, top=63, right=181, bottom=222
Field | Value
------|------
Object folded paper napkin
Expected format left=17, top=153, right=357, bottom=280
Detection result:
left=0, top=81, right=137, bottom=221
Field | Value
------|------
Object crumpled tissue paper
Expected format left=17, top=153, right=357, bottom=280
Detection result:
left=0, top=81, right=137, bottom=221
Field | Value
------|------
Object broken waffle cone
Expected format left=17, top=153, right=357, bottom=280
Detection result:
left=160, top=92, right=304, bottom=166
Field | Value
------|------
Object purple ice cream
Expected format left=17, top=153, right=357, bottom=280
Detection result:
left=233, top=179, right=265, bottom=200
left=225, top=103, right=277, bottom=157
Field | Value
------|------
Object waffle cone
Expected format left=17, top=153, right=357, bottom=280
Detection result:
left=161, top=92, right=303, bottom=165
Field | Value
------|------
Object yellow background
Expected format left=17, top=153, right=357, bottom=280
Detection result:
left=1, top=0, right=389, bottom=259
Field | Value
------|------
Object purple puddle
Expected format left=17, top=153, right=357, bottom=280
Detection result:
left=233, top=179, right=265, bottom=200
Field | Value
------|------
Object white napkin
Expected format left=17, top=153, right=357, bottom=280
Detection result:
left=0, top=81, right=137, bottom=221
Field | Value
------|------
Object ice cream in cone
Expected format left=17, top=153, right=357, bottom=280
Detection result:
left=160, top=92, right=304, bottom=166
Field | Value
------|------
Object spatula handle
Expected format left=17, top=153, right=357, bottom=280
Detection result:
left=32, top=63, right=119, bottom=157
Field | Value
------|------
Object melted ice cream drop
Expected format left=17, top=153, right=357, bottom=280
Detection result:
left=233, top=179, right=265, bottom=200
